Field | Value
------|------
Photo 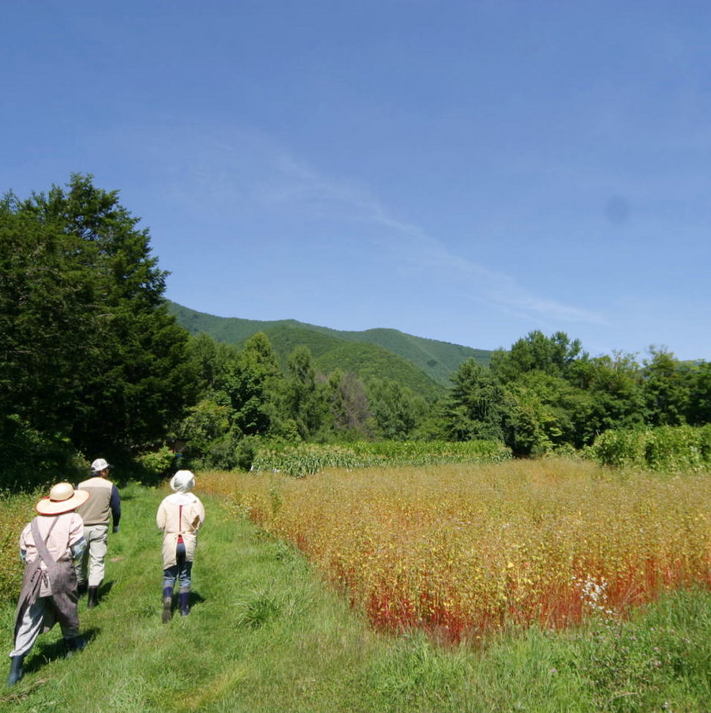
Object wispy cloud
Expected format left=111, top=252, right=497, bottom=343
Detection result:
left=262, top=152, right=606, bottom=326
left=113, top=123, right=604, bottom=328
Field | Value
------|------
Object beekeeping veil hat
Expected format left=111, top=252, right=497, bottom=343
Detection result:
left=90, top=458, right=111, bottom=473
left=170, top=470, right=195, bottom=493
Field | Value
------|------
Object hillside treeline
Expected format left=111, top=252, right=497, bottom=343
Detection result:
left=3, top=176, right=711, bottom=487
left=446, top=333, right=711, bottom=455
left=178, top=328, right=711, bottom=468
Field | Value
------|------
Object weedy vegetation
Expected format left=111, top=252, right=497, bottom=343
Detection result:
left=0, top=490, right=37, bottom=601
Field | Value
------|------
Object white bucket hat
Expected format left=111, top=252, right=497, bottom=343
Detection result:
left=170, top=470, right=195, bottom=493
left=36, top=482, right=90, bottom=516
left=91, top=458, right=111, bottom=473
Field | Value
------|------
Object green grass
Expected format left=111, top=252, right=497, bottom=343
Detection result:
left=1, top=482, right=710, bottom=712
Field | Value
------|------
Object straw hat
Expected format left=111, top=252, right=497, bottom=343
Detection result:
left=36, top=482, right=90, bottom=516
left=170, top=470, right=196, bottom=493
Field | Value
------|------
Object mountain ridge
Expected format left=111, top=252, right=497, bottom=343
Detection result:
left=167, top=301, right=492, bottom=393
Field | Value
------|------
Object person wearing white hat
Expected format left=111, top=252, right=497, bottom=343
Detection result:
left=74, top=457, right=121, bottom=608
left=7, top=482, right=89, bottom=686
left=156, top=470, right=205, bottom=622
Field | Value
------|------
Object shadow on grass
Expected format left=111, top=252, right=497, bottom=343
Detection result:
left=25, top=626, right=101, bottom=675
left=99, top=580, right=115, bottom=600
left=188, top=591, right=206, bottom=609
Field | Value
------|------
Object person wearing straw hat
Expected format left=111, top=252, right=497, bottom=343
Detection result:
left=7, top=482, right=89, bottom=687
left=156, top=470, right=205, bottom=622
left=74, top=457, right=121, bottom=608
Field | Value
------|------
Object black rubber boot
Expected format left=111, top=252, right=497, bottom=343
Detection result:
left=162, top=587, right=173, bottom=623
left=65, top=636, right=86, bottom=658
left=179, top=590, right=190, bottom=617
left=87, top=586, right=99, bottom=609
left=7, top=655, right=24, bottom=686
left=77, top=581, right=88, bottom=596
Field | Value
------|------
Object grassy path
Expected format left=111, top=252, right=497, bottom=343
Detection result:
left=1, top=482, right=710, bottom=712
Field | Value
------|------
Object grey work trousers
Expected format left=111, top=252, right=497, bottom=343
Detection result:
left=10, top=596, right=79, bottom=658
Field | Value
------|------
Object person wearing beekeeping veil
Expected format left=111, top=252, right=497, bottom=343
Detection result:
left=156, top=470, right=205, bottom=622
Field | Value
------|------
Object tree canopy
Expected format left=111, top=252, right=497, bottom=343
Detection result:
left=1, top=175, right=195, bottom=486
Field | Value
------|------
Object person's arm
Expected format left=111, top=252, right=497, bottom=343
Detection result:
left=156, top=501, right=166, bottom=532
left=70, top=537, right=87, bottom=560
left=68, top=513, right=87, bottom=559
left=110, top=484, right=121, bottom=532
left=18, top=524, right=30, bottom=562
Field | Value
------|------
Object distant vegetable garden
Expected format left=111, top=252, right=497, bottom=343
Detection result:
left=250, top=439, right=511, bottom=476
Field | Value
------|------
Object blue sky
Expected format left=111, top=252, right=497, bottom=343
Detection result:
left=3, top=1, right=710, bottom=360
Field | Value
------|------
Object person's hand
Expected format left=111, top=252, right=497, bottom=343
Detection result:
left=112, top=525, right=120, bottom=534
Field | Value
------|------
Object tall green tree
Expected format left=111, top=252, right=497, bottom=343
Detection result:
left=328, top=370, right=372, bottom=438
left=186, top=332, right=241, bottom=398
left=285, top=345, right=330, bottom=440
left=501, top=371, right=591, bottom=454
left=687, top=362, right=711, bottom=425
left=1, top=174, right=195, bottom=475
left=366, top=377, right=427, bottom=441
left=441, top=360, right=506, bottom=442
left=569, top=352, right=645, bottom=442
left=226, top=332, right=284, bottom=437
left=0, top=207, right=96, bottom=437
left=490, top=330, right=585, bottom=383
left=642, top=348, right=690, bottom=427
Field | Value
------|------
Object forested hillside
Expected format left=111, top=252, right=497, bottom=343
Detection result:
left=167, top=301, right=490, bottom=387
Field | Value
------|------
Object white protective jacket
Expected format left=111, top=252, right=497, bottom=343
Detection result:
left=156, top=492, right=205, bottom=568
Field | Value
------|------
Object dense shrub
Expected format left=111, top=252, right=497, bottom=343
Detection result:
left=136, top=445, right=176, bottom=482
left=0, top=414, right=87, bottom=490
left=590, top=425, right=711, bottom=472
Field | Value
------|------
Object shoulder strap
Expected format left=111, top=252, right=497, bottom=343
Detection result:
left=30, top=517, right=59, bottom=567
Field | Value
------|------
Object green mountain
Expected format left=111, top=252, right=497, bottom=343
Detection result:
left=167, top=301, right=491, bottom=397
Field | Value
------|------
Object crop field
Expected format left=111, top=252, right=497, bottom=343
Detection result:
left=250, top=439, right=511, bottom=476
left=200, top=459, right=711, bottom=643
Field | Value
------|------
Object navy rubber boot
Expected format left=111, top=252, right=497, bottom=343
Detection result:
left=7, top=655, right=24, bottom=686
left=162, top=587, right=173, bottom=623
left=179, top=591, right=190, bottom=617
left=65, top=636, right=86, bottom=658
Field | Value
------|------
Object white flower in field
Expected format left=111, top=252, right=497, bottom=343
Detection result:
left=574, top=574, right=616, bottom=617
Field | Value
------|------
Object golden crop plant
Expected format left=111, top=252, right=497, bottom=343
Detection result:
left=201, top=459, right=711, bottom=642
